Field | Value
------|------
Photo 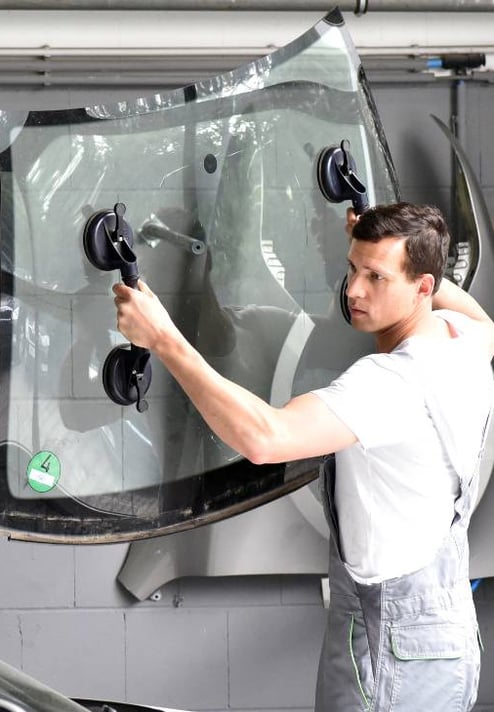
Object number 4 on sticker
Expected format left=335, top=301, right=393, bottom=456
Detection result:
left=27, top=451, right=61, bottom=493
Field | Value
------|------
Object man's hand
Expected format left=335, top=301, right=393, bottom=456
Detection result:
left=113, top=279, right=179, bottom=351
left=346, top=207, right=358, bottom=238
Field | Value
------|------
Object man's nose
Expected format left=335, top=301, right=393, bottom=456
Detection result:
left=346, top=272, right=365, bottom=299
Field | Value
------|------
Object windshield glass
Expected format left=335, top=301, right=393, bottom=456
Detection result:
left=0, top=9, right=398, bottom=541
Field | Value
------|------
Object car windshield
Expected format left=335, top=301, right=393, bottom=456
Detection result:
left=0, top=8, right=398, bottom=542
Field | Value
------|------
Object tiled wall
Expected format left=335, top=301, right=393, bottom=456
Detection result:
left=2, top=535, right=494, bottom=711
left=0, top=536, right=327, bottom=709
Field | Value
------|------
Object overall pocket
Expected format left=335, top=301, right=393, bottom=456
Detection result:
left=389, top=622, right=470, bottom=712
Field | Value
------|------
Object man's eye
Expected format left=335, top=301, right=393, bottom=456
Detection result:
left=370, top=272, right=384, bottom=281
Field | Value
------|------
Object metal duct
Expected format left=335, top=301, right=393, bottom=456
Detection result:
left=0, top=0, right=492, bottom=10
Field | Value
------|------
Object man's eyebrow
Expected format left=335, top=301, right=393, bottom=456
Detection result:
left=347, top=257, right=394, bottom=278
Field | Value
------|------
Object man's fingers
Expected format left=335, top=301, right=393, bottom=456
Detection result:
left=137, top=279, right=154, bottom=297
left=112, top=279, right=155, bottom=300
left=112, top=282, right=129, bottom=297
left=345, top=206, right=361, bottom=238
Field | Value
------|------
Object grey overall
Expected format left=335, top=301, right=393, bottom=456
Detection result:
left=315, top=452, right=483, bottom=712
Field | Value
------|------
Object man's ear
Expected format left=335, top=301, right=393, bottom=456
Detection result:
left=418, top=273, right=435, bottom=298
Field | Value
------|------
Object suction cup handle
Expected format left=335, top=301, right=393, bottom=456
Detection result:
left=352, top=189, right=369, bottom=217
left=115, top=205, right=150, bottom=410
left=83, top=202, right=152, bottom=411
left=112, top=202, right=139, bottom=287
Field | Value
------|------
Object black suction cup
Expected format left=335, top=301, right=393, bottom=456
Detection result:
left=102, top=345, right=152, bottom=413
left=316, top=140, right=370, bottom=324
left=339, top=275, right=351, bottom=325
left=83, top=202, right=139, bottom=287
left=317, top=139, right=369, bottom=216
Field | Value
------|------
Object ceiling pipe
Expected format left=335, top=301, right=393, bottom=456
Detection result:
left=0, top=52, right=487, bottom=87
left=0, top=0, right=493, bottom=10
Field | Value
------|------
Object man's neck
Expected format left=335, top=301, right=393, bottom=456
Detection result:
left=375, top=306, right=444, bottom=353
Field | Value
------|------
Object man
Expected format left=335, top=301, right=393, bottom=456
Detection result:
left=113, top=202, right=494, bottom=711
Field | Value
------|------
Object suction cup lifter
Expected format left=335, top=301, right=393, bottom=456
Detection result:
left=83, top=202, right=152, bottom=413
left=317, top=139, right=369, bottom=216
left=317, top=140, right=369, bottom=326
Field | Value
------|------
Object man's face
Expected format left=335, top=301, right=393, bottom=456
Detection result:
left=346, top=236, right=423, bottom=334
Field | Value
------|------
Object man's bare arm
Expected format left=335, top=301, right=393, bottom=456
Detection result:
left=432, top=277, right=494, bottom=358
left=113, top=280, right=357, bottom=464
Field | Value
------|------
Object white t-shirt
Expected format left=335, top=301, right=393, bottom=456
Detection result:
left=312, top=310, right=494, bottom=584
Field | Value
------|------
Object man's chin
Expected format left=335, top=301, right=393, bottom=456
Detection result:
left=350, top=316, right=373, bottom=332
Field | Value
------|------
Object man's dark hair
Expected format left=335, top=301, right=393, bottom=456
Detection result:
left=351, top=202, right=450, bottom=295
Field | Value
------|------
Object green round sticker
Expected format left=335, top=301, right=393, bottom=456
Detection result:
left=27, top=451, right=61, bottom=493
